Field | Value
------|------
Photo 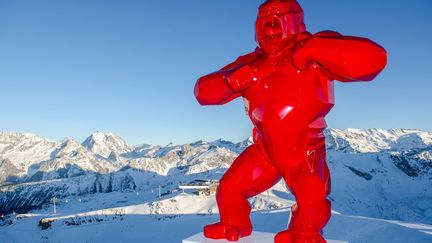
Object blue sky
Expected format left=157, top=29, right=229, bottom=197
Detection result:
left=0, top=0, right=431, bottom=145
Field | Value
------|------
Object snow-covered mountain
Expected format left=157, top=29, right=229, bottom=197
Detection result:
left=0, top=132, right=60, bottom=183
left=325, top=129, right=432, bottom=223
left=82, top=132, right=131, bottom=159
left=0, top=129, right=431, bottom=225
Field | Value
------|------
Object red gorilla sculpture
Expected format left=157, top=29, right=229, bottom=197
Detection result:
left=194, top=0, right=387, bottom=242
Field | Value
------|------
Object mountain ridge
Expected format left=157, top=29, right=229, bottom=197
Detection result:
left=0, top=128, right=431, bottom=224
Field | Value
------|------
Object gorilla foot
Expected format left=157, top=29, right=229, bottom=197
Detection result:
left=275, top=229, right=326, bottom=243
left=203, top=222, right=252, bottom=241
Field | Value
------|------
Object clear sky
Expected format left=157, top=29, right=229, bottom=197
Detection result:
left=0, top=0, right=431, bottom=146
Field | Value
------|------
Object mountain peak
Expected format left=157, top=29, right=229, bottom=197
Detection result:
left=82, top=132, right=131, bottom=158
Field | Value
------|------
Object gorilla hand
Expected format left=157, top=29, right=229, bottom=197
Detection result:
left=227, top=64, right=275, bottom=93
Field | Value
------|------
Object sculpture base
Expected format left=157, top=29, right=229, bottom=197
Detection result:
left=183, top=232, right=348, bottom=243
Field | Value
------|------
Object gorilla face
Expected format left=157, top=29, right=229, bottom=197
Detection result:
left=255, top=14, right=293, bottom=55
left=255, top=0, right=306, bottom=55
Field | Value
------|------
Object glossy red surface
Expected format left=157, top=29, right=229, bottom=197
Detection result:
left=194, top=0, right=387, bottom=242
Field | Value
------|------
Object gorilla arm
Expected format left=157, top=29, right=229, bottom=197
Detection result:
left=194, top=53, right=256, bottom=106
left=194, top=51, right=272, bottom=106
left=293, top=31, right=387, bottom=82
left=194, top=68, right=241, bottom=106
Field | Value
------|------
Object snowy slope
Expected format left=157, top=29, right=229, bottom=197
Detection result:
left=0, top=190, right=431, bottom=243
left=1, top=213, right=430, bottom=243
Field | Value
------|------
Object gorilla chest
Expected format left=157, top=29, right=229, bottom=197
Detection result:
left=242, top=65, right=335, bottom=118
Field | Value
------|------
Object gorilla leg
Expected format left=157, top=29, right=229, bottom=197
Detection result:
left=275, top=142, right=331, bottom=243
left=251, top=102, right=331, bottom=242
left=204, top=144, right=281, bottom=241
